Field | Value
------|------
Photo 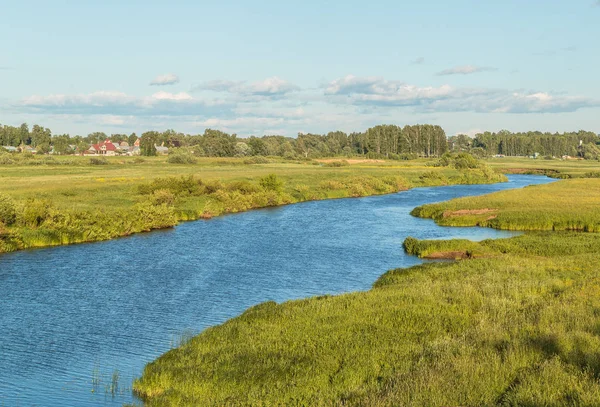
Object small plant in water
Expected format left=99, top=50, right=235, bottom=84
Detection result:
left=104, top=369, right=120, bottom=396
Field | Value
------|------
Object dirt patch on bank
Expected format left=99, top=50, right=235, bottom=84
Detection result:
left=443, top=209, right=497, bottom=218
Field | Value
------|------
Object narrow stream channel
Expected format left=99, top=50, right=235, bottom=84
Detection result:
left=0, top=175, right=555, bottom=406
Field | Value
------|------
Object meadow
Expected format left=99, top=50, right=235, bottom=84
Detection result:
left=132, top=158, right=600, bottom=406
left=0, top=154, right=505, bottom=254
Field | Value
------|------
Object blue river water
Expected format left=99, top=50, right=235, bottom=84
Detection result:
left=0, top=175, right=555, bottom=406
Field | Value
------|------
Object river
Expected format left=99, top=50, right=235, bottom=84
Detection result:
left=0, top=175, right=555, bottom=406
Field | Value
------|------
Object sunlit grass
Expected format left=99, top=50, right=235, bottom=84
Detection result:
left=0, top=156, right=506, bottom=254
left=412, top=178, right=600, bottom=231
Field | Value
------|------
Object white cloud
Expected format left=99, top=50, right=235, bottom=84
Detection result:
left=436, top=65, right=497, bottom=76
left=194, top=76, right=299, bottom=98
left=412, top=57, right=425, bottom=65
left=10, top=74, right=600, bottom=137
left=150, top=73, right=180, bottom=86
left=150, top=91, right=193, bottom=101
left=324, top=75, right=599, bottom=114
left=19, top=90, right=229, bottom=116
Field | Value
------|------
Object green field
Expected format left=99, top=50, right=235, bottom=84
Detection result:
left=132, top=159, right=600, bottom=406
left=0, top=155, right=505, bottom=254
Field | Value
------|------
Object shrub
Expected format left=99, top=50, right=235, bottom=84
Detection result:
left=320, top=180, right=345, bottom=190
left=243, top=156, right=270, bottom=165
left=0, top=193, right=17, bottom=225
left=151, top=189, right=176, bottom=206
left=167, top=152, right=198, bottom=164
left=259, top=174, right=284, bottom=193
left=89, top=157, right=109, bottom=165
left=0, top=154, right=15, bottom=165
left=324, top=160, right=349, bottom=167
left=138, top=176, right=204, bottom=196
left=226, top=180, right=261, bottom=195
left=134, top=202, right=178, bottom=230
left=20, top=198, right=52, bottom=227
left=398, top=153, right=418, bottom=160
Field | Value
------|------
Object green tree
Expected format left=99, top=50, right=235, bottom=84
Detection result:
left=140, top=131, right=159, bottom=156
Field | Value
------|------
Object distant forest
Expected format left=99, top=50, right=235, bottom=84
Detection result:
left=1, top=122, right=599, bottom=159
left=449, top=130, right=600, bottom=159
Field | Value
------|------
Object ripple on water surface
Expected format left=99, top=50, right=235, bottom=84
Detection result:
left=0, top=175, right=556, bottom=406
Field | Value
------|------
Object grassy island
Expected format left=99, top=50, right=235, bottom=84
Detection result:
left=133, top=160, right=600, bottom=406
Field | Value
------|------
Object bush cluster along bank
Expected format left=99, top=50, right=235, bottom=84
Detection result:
left=132, top=172, right=600, bottom=406
left=0, top=154, right=505, bottom=254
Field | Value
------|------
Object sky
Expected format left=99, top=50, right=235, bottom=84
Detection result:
left=0, top=0, right=599, bottom=138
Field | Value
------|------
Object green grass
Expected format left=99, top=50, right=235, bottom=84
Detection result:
left=0, top=155, right=506, bottom=254
left=133, top=170, right=600, bottom=406
left=133, top=233, right=600, bottom=406
left=412, top=178, right=600, bottom=231
left=484, top=156, right=600, bottom=178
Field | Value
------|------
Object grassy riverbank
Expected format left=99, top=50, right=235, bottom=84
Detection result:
left=133, top=170, right=600, bottom=406
left=0, top=155, right=505, bottom=254
left=411, top=178, right=600, bottom=231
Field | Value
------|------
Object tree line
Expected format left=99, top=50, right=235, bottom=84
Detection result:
left=2, top=122, right=599, bottom=159
left=449, top=130, right=600, bottom=159
left=1, top=123, right=449, bottom=158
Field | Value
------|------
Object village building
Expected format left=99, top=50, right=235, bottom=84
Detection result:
left=87, top=139, right=120, bottom=156
left=155, top=145, right=169, bottom=155
left=20, top=145, right=36, bottom=154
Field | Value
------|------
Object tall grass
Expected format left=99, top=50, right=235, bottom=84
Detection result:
left=0, top=157, right=506, bottom=254
left=412, top=178, right=600, bottom=232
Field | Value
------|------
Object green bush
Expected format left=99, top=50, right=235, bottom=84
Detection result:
left=259, top=174, right=284, bottom=193
left=324, top=160, right=349, bottom=167
left=138, top=175, right=204, bottom=196
left=0, top=154, right=15, bottom=165
left=0, top=193, right=17, bottom=225
left=89, top=157, right=109, bottom=165
left=151, top=189, right=176, bottom=206
left=167, top=152, right=198, bottom=164
left=20, top=198, right=52, bottom=227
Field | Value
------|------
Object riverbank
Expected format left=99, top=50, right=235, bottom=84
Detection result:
left=133, top=174, right=600, bottom=406
left=0, top=155, right=505, bottom=254
left=411, top=178, right=600, bottom=231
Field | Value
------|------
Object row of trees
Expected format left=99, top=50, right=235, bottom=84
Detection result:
left=449, top=130, right=600, bottom=158
left=3, top=122, right=599, bottom=159
left=138, top=124, right=449, bottom=158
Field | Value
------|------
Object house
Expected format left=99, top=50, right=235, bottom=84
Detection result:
left=83, top=145, right=98, bottom=156
left=2, top=146, right=17, bottom=153
left=127, top=146, right=141, bottom=156
left=92, top=139, right=119, bottom=156
left=120, top=141, right=130, bottom=148
left=20, top=145, right=36, bottom=154
left=155, top=145, right=169, bottom=155
left=134, top=138, right=141, bottom=147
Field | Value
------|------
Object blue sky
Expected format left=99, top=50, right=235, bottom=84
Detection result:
left=1, top=0, right=599, bottom=137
